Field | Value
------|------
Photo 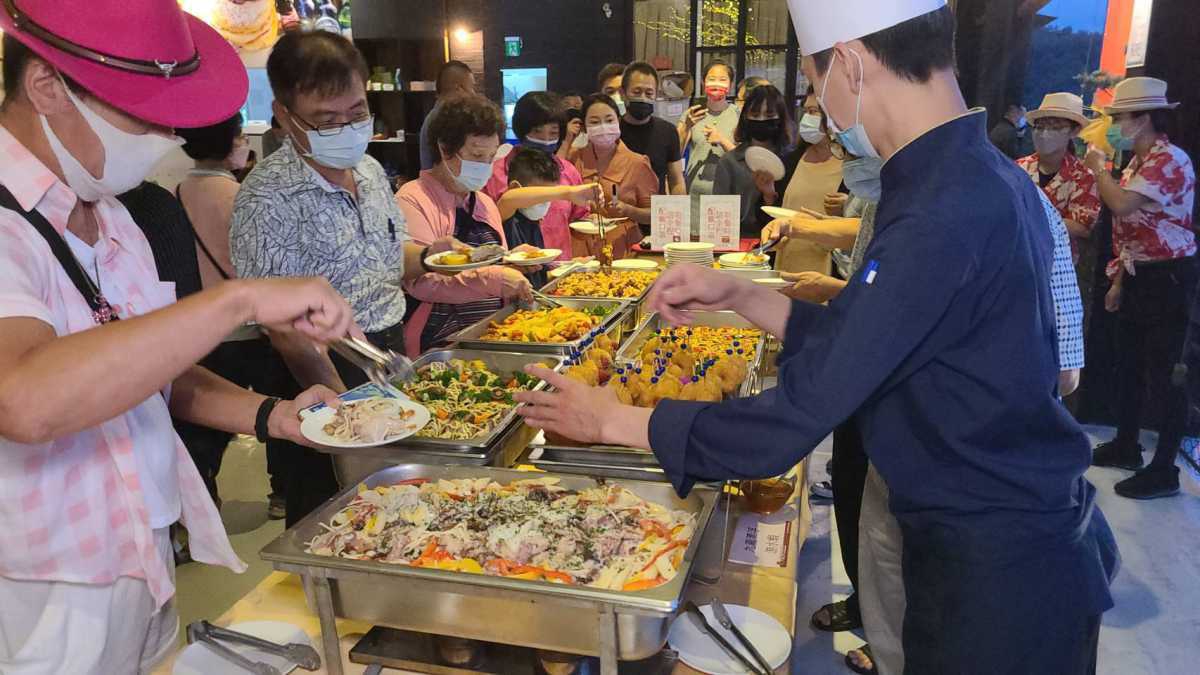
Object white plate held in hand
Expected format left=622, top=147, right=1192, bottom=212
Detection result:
left=745, top=146, right=786, bottom=181
left=759, top=206, right=799, bottom=221
left=300, top=395, right=430, bottom=448
left=504, top=248, right=562, bottom=266
left=668, top=604, right=791, bottom=675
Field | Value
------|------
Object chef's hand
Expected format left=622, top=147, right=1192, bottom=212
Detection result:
left=647, top=264, right=754, bottom=325
left=515, top=365, right=621, bottom=444
left=1105, top=281, right=1122, bottom=313
left=497, top=267, right=534, bottom=302
left=753, top=170, right=778, bottom=204
left=780, top=271, right=844, bottom=303
left=568, top=182, right=602, bottom=206
left=1085, top=146, right=1108, bottom=175
left=824, top=193, right=849, bottom=217
left=267, top=385, right=342, bottom=448
left=429, top=236, right=468, bottom=254
left=239, top=277, right=356, bottom=343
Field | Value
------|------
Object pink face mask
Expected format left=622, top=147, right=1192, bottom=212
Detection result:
left=587, top=122, right=621, bottom=149
left=228, top=142, right=251, bottom=170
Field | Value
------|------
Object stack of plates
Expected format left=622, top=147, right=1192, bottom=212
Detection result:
left=664, top=242, right=716, bottom=268
left=718, top=252, right=771, bottom=270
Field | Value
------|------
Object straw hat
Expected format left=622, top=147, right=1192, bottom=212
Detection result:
left=0, top=0, right=248, bottom=128
left=1104, top=77, right=1180, bottom=115
left=1026, top=92, right=1089, bottom=128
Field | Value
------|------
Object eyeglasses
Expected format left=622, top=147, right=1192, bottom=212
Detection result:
left=290, top=111, right=373, bottom=137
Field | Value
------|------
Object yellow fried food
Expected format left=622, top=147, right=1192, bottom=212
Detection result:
left=481, top=307, right=603, bottom=343
left=436, top=252, right=471, bottom=266
left=549, top=270, right=658, bottom=298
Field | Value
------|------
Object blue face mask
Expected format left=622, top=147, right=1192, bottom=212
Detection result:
left=842, top=156, right=883, bottom=202
left=524, top=135, right=560, bottom=154
left=818, top=49, right=879, bottom=159
left=1106, top=119, right=1143, bottom=152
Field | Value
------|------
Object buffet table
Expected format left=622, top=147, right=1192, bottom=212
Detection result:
left=154, top=472, right=807, bottom=675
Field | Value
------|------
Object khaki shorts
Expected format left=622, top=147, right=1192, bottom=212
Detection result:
left=0, top=528, right=178, bottom=675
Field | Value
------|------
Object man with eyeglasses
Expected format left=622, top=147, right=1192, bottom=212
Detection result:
left=230, top=31, right=455, bottom=524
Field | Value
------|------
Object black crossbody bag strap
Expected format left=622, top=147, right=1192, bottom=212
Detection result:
left=0, top=185, right=119, bottom=324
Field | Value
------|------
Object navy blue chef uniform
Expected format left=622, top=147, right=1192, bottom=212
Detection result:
left=648, top=111, right=1119, bottom=674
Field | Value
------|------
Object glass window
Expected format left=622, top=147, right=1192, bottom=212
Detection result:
left=699, top=0, right=739, bottom=47
left=634, top=0, right=691, bottom=72
left=744, top=49, right=788, bottom=93
left=746, top=0, right=790, bottom=46
left=1020, top=0, right=1110, bottom=109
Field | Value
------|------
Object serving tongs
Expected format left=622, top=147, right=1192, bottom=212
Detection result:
left=711, top=597, right=774, bottom=674
left=683, top=602, right=768, bottom=675
left=330, top=336, right=416, bottom=387
left=186, top=620, right=321, bottom=674
left=529, top=287, right=567, bottom=309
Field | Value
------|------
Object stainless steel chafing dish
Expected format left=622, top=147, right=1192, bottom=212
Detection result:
left=538, top=266, right=660, bottom=325
left=321, top=349, right=563, bottom=486
left=446, top=298, right=634, bottom=356
left=259, top=464, right=719, bottom=675
left=526, top=311, right=770, bottom=480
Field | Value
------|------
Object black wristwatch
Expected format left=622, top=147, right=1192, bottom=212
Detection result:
left=419, top=245, right=433, bottom=272
left=255, top=397, right=282, bottom=443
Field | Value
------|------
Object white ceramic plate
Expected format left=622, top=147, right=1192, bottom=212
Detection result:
left=494, top=143, right=514, bottom=163
left=760, top=206, right=799, bottom=221
left=300, top=396, right=431, bottom=449
left=569, top=218, right=629, bottom=236
left=745, top=146, right=786, bottom=180
left=549, top=260, right=601, bottom=278
left=665, top=242, right=716, bottom=252
left=752, top=277, right=791, bottom=288
left=424, top=251, right=504, bottom=272
left=504, top=248, right=562, bottom=266
left=667, top=604, right=791, bottom=675
left=612, top=258, right=660, bottom=270
left=174, top=621, right=312, bottom=675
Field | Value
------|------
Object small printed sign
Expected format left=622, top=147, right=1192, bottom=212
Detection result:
left=727, top=512, right=792, bottom=568
left=651, top=195, right=690, bottom=250
left=699, top=194, right=739, bottom=248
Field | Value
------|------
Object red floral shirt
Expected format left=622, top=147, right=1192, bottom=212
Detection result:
left=1107, top=134, right=1196, bottom=277
left=1016, top=151, right=1100, bottom=262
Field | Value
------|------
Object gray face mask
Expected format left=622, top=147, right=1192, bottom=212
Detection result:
left=842, top=156, right=883, bottom=203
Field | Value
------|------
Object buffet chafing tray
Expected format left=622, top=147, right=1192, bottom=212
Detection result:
left=321, top=350, right=563, bottom=486
left=539, top=265, right=659, bottom=325
left=526, top=311, right=769, bottom=480
left=259, top=464, right=719, bottom=675
left=446, top=298, right=634, bottom=356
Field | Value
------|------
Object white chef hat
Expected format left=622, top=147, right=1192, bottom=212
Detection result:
left=787, top=0, right=948, bottom=56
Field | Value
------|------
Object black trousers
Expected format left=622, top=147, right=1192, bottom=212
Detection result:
left=1113, top=257, right=1197, bottom=467
left=831, top=417, right=868, bottom=602
left=175, top=336, right=296, bottom=502
left=283, top=323, right=406, bottom=528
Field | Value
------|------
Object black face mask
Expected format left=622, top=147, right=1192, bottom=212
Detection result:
left=566, top=108, right=583, bottom=122
left=626, top=100, right=655, bottom=121
left=745, top=118, right=781, bottom=143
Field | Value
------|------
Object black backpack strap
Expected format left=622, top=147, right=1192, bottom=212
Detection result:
left=0, top=185, right=119, bottom=324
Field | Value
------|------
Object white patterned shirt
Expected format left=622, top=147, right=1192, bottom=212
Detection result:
left=1038, top=190, right=1085, bottom=371
left=231, top=139, right=408, bottom=332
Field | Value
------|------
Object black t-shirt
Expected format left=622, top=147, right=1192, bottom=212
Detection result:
left=621, top=116, right=681, bottom=193
left=1038, top=170, right=1056, bottom=188
left=503, top=212, right=549, bottom=288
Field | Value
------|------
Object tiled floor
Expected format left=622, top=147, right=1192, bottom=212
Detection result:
left=174, top=427, right=1200, bottom=673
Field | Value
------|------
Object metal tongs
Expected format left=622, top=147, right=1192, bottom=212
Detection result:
left=683, top=601, right=769, bottom=675
left=711, top=598, right=774, bottom=674
left=186, top=620, right=321, bottom=674
left=530, top=287, right=566, bottom=309
left=330, top=336, right=416, bottom=387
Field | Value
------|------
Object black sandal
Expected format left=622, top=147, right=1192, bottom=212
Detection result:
left=845, top=643, right=876, bottom=675
left=810, top=598, right=862, bottom=632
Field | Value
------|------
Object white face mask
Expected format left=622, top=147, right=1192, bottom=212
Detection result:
left=1032, top=127, right=1072, bottom=156
left=452, top=153, right=493, bottom=192
left=228, top=142, right=252, bottom=171
left=41, top=86, right=182, bottom=202
left=797, top=113, right=826, bottom=144
left=519, top=201, right=552, bottom=221
left=818, top=49, right=879, bottom=159
left=294, top=114, right=372, bottom=170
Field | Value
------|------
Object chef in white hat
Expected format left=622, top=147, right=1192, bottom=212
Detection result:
left=515, top=3, right=1117, bottom=674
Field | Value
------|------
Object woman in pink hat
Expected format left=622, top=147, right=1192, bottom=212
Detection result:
left=1085, top=76, right=1197, bottom=500
left=0, top=2, right=365, bottom=672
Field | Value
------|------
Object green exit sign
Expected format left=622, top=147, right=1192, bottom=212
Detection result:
left=504, top=36, right=522, bottom=57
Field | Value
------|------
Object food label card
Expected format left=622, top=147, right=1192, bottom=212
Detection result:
left=699, top=195, right=740, bottom=249
left=301, top=382, right=403, bottom=417
left=727, top=512, right=792, bottom=568
left=651, top=195, right=690, bottom=250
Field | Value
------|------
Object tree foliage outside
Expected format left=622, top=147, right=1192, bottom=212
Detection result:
left=1021, top=26, right=1104, bottom=109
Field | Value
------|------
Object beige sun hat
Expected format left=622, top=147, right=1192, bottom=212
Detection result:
left=1104, top=77, right=1180, bottom=115
left=1026, top=92, right=1090, bottom=128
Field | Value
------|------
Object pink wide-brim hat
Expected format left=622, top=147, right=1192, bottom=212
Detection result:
left=0, top=0, right=249, bottom=128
